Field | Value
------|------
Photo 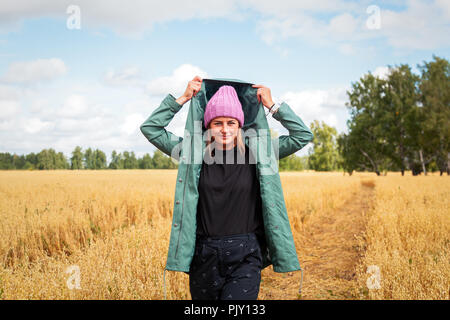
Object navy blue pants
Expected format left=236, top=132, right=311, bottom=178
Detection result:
left=189, top=232, right=263, bottom=300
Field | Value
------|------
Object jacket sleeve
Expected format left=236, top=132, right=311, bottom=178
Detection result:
left=140, top=94, right=184, bottom=161
left=271, top=102, right=313, bottom=160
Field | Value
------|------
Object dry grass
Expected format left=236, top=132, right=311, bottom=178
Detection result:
left=360, top=178, right=376, bottom=188
left=258, top=172, right=363, bottom=299
left=0, top=170, right=186, bottom=299
left=353, top=174, right=450, bottom=300
left=0, top=170, right=448, bottom=300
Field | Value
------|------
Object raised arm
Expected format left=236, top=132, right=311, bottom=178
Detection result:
left=271, top=102, right=313, bottom=160
left=252, top=84, right=313, bottom=160
left=140, top=94, right=184, bottom=161
left=139, top=76, right=203, bottom=161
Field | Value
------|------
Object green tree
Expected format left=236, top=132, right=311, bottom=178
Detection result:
left=71, top=146, right=84, bottom=169
left=308, top=120, right=340, bottom=171
left=0, top=153, right=14, bottom=169
left=139, top=153, right=153, bottom=169
left=418, top=55, right=450, bottom=175
left=12, top=154, right=26, bottom=169
left=25, top=152, right=38, bottom=169
left=383, top=64, right=421, bottom=175
left=122, top=151, right=138, bottom=169
left=93, top=149, right=107, bottom=169
left=84, top=148, right=95, bottom=169
left=152, top=150, right=177, bottom=169
left=37, top=148, right=55, bottom=170
left=36, top=148, right=68, bottom=170
left=337, top=133, right=358, bottom=175
left=109, top=150, right=124, bottom=169
left=56, top=151, right=69, bottom=169
left=23, top=161, right=34, bottom=170
left=343, top=73, right=391, bottom=175
left=279, top=154, right=306, bottom=171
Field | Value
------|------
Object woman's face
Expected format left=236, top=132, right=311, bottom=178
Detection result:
left=208, top=117, right=240, bottom=148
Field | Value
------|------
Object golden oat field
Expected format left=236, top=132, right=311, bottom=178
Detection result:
left=0, top=170, right=448, bottom=300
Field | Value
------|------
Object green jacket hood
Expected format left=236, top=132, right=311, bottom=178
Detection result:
left=194, top=77, right=260, bottom=130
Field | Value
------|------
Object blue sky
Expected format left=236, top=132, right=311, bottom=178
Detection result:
left=0, top=0, right=449, bottom=160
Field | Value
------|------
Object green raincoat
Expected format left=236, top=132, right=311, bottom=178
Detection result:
left=140, top=78, right=313, bottom=297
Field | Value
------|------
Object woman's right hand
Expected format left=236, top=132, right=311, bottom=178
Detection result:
left=176, top=76, right=203, bottom=105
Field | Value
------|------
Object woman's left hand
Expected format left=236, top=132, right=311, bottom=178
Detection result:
left=252, top=84, right=275, bottom=109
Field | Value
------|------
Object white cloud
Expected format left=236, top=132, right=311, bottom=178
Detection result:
left=103, top=66, right=141, bottom=87
left=1, top=58, right=67, bottom=84
left=146, top=63, right=208, bottom=97
left=329, top=12, right=359, bottom=35
left=120, top=113, right=145, bottom=135
left=27, top=92, right=110, bottom=127
left=372, top=66, right=391, bottom=80
left=57, top=94, right=88, bottom=118
left=254, top=4, right=367, bottom=47
left=29, top=98, right=50, bottom=114
left=0, top=99, right=20, bottom=119
left=273, top=46, right=291, bottom=57
left=55, top=116, right=106, bottom=133
left=264, top=84, right=352, bottom=155
left=338, top=43, right=356, bottom=55
left=379, top=0, right=450, bottom=50
left=122, top=98, right=153, bottom=114
left=0, top=119, right=15, bottom=131
left=0, top=84, right=21, bottom=120
left=0, top=0, right=242, bottom=37
left=23, top=117, right=54, bottom=134
left=0, top=84, right=20, bottom=99
left=0, top=0, right=448, bottom=52
left=270, top=86, right=350, bottom=133
left=254, top=0, right=450, bottom=52
left=436, top=0, right=450, bottom=19
left=0, top=80, right=145, bottom=157
left=241, top=0, right=358, bottom=17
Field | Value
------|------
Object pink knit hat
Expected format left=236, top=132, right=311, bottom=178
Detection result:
left=204, top=85, right=244, bottom=128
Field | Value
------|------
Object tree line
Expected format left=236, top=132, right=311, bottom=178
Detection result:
left=281, top=56, right=448, bottom=175
left=0, top=145, right=307, bottom=171
left=304, top=55, right=448, bottom=176
left=0, top=147, right=177, bottom=170
left=339, top=55, right=449, bottom=176
left=1, top=56, right=447, bottom=174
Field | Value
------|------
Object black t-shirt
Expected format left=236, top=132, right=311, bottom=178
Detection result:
left=196, top=143, right=264, bottom=238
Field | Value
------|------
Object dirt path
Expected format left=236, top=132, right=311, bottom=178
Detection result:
left=259, top=184, right=374, bottom=300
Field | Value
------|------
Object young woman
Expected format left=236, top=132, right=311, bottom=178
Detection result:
left=188, top=83, right=264, bottom=300
left=140, top=76, right=313, bottom=300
